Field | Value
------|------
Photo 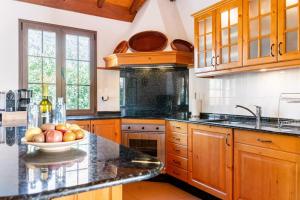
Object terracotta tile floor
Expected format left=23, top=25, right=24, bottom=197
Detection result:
left=123, top=181, right=201, bottom=200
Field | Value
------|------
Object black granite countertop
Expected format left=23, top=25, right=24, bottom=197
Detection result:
left=0, top=127, right=163, bottom=200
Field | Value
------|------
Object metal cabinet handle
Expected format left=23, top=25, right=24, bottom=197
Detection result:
left=270, top=43, right=275, bottom=57
left=216, top=55, right=220, bottom=65
left=172, top=160, right=181, bottom=165
left=173, top=137, right=180, bottom=141
left=175, top=126, right=181, bottom=129
left=211, top=56, right=215, bottom=67
left=226, top=134, right=230, bottom=146
left=174, top=148, right=180, bottom=152
left=278, top=42, right=283, bottom=56
left=257, top=138, right=272, bottom=143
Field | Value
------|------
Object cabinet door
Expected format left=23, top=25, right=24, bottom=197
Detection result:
left=91, top=119, right=121, bottom=143
left=67, top=120, right=91, bottom=132
left=194, top=12, right=217, bottom=73
left=278, top=0, right=300, bottom=61
left=243, top=0, right=278, bottom=66
left=234, top=143, right=300, bottom=200
left=216, top=0, right=243, bottom=70
left=188, top=125, right=233, bottom=200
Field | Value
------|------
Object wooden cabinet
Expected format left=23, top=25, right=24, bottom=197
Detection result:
left=194, top=0, right=243, bottom=73
left=54, top=185, right=122, bottom=200
left=243, top=0, right=278, bottom=66
left=166, top=121, right=188, bottom=182
left=278, top=0, right=300, bottom=61
left=234, top=130, right=300, bottom=200
left=67, top=120, right=91, bottom=132
left=188, top=124, right=233, bottom=200
left=91, top=119, right=121, bottom=143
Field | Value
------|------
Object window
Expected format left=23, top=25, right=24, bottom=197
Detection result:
left=19, top=20, right=96, bottom=115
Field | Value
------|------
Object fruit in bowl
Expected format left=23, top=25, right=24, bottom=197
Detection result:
left=24, top=123, right=85, bottom=143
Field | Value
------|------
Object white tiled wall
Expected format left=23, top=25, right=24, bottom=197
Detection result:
left=189, top=68, right=300, bottom=119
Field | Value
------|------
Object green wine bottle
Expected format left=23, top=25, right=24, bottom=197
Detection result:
left=39, top=84, right=52, bottom=124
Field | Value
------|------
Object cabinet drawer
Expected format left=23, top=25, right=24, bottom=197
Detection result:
left=167, top=153, right=188, bottom=170
left=167, top=165, right=188, bottom=182
left=167, top=132, right=187, bottom=146
left=167, top=142, right=188, bottom=158
left=235, top=129, right=300, bottom=154
left=168, top=121, right=187, bottom=134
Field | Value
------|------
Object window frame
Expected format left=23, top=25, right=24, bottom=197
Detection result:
left=19, top=19, right=97, bottom=116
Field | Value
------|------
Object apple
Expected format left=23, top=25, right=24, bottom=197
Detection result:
left=46, top=130, right=63, bottom=143
left=73, top=129, right=85, bottom=140
left=55, top=124, right=68, bottom=133
left=63, top=131, right=76, bottom=142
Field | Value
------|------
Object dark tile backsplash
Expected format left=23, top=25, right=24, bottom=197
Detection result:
left=120, top=66, right=189, bottom=117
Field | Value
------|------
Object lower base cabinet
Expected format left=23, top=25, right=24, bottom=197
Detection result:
left=188, top=124, right=233, bottom=200
left=54, top=185, right=122, bottom=200
left=91, top=119, right=121, bottom=144
left=234, top=130, right=300, bottom=200
left=67, top=120, right=91, bottom=132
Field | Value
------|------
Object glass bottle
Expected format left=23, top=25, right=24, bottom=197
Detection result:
left=54, top=97, right=66, bottom=124
left=39, top=84, right=52, bottom=125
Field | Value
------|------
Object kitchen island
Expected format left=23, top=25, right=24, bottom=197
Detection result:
left=0, top=126, right=163, bottom=200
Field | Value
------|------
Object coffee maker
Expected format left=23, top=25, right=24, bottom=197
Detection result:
left=17, top=89, right=32, bottom=111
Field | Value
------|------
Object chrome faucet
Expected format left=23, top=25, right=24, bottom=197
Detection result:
left=235, top=105, right=262, bottom=128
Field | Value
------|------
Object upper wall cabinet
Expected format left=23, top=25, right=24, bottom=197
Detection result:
left=193, top=0, right=300, bottom=77
left=194, top=0, right=243, bottom=73
left=278, top=0, right=300, bottom=61
left=243, top=0, right=278, bottom=66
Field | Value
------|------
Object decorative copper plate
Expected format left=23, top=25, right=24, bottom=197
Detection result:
left=113, top=40, right=129, bottom=54
left=171, top=39, right=194, bottom=52
left=129, top=31, right=168, bottom=52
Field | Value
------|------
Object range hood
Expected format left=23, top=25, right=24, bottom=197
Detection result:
left=103, top=51, right=194, bottom=69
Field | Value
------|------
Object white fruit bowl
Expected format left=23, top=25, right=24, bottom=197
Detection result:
left=21, top=137, right=86, bottom=152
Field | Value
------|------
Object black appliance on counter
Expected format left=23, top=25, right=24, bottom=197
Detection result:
left=120, top=66, right=189, bottom=117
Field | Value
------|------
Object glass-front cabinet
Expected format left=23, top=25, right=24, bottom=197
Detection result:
left=194, top=12, right=216, bottom=73
left=243, top=0, right=278, bottom=66
left=278, top=0, right=300, bottom=61
left=216, top=1, right=243, bottom=70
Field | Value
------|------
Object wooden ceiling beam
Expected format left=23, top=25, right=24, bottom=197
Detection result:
left=17, top=0, right=137, bottom=22
left=97, top=0, right=105, bottom=8
left=129, top=0, right=146, bottom=14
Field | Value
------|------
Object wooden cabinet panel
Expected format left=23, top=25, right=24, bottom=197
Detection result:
left=167, top=132, right=188, bottom=146
left=278, top=0, right=300, bottom=61
left=91, top=119, right=121, bottom=143
left=167, top=121, right=188, bottom=134
left=215, top=0, right=243, bottom=70
left=54, top=185, right=122, bottom=200
left=234, top=143, right=300, bottom=200
left=166, top=165, right=188, bottom=182
left=188, top=124, right=233, bottom=200
left=67, top=120, right=91, bottom=132
left=167, top=142, right=188, bottom=158
left=167, top=153, right=188, bottom=170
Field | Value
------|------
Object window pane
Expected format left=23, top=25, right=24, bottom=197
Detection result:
left=206, top=51, right=212, bottom=66
left=66, top=60, right=78, bottom=84
left=230, top=45, right=239, bottom=62
left=286, top=0, right=298, bottom=7
left=261, top=37, right=270, bottom=57
left=199, top=52, right=205, bottom=67
left=79, top=61, right=90, bottom=85
left=28, top=29, right=42, bottom=56
left=250, top=40, right=259, bottom=59
left=221, top=11, right=229, bottom=28
left=222, top=47, right=229, bottom=64
left=286, top=31, right=298, bottom=52
left=199, top=36, right=204, bottom=51
left=261, top=15, right=271, bottom=36
left=28, top=84, right=42, bottom=104
left=199, top=20, right=205, bottom=35
left=48, top=84, right=56, bottom=104
left=43, top=31, right=56, bottom=58
left=261, top=0, right=271, bottom=14
left=206, top=17, right=212, bottom=33
left=79, top=36, right=90, bottom=61
left=286, top=7, right=299, bottom=29
left=230, top=25, right=238, bottom=44
left=206, top=33, right=212, bottom=49
left=66, top=35, right=78, bottom=60
left=79, top=86, right=90, bottom=109
left=249, top=0, right=259, bottom=18
left=28, top=56, right=42, bottom=83
left=222, top=28, right=229, bottom=45
left=43, top=58, right=56, bottom=84
left=230, top=8, right=238, bottom=25
left=250, top=19, right=259, bottom=38
left=66, top=85, right=78, bottom=109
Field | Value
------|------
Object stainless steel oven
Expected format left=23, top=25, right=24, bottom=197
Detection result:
left=121, top=124, right=165, bottom=164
